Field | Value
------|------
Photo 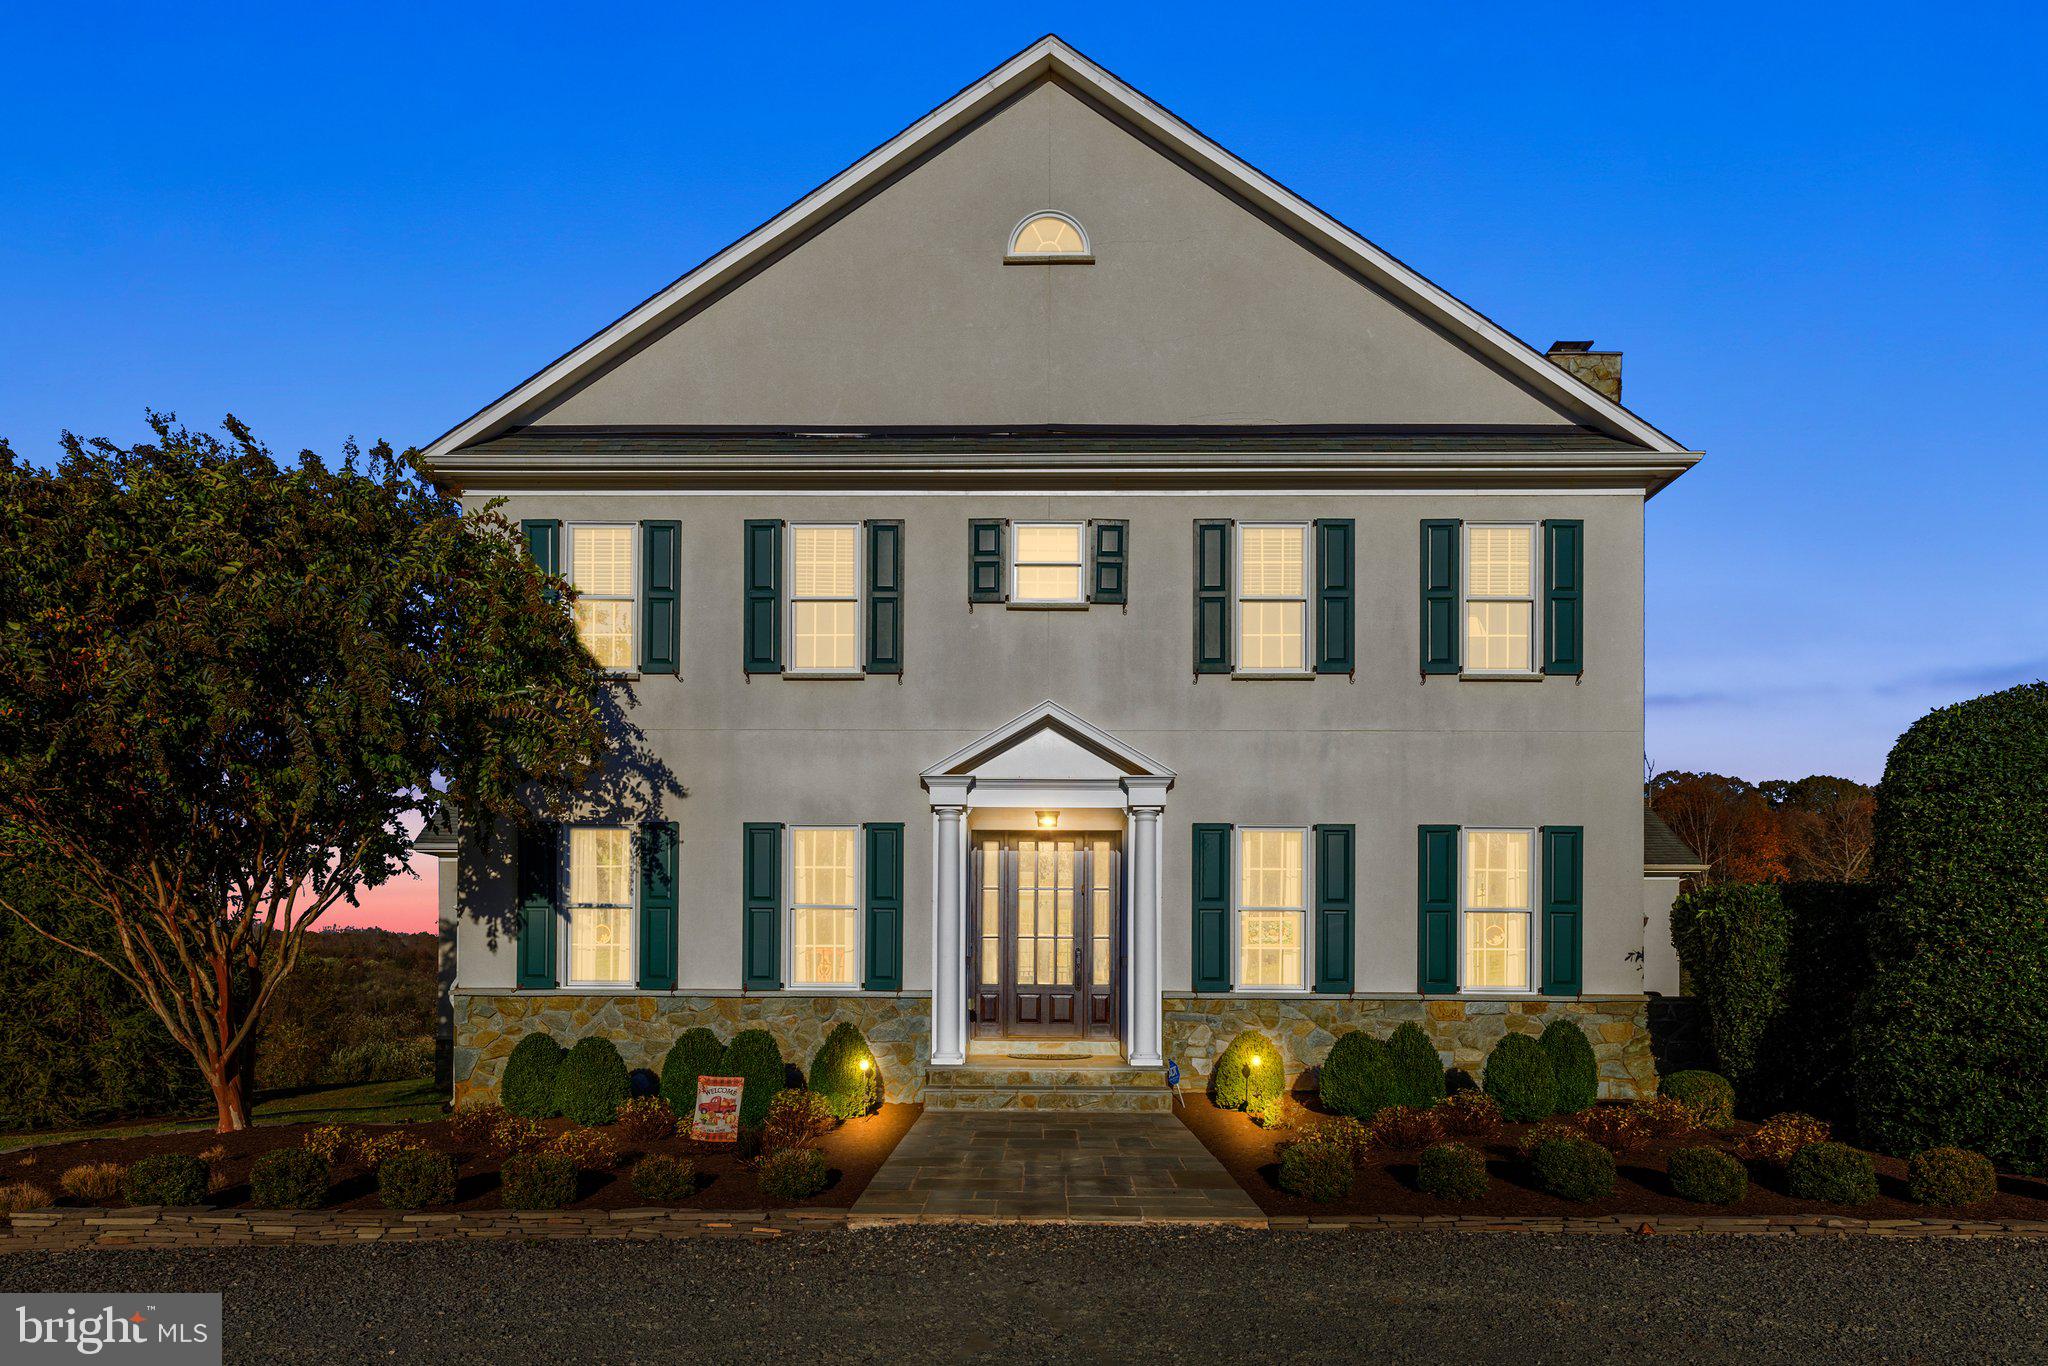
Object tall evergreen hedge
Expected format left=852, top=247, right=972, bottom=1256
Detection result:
left=1670, top=882, right=1788, bottom=1096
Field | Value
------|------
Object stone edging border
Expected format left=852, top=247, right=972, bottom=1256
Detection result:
left=8, top=1207, right=2048, bottom=1249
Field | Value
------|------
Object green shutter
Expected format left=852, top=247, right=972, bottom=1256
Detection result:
left=1420, top=519, right=1460, bottom=675
left=637, top=822, right=678, bottom=990
left=969, top=519, right=1005, bottom=603
left=865, top=520, right=903, bottom=674
left=862, top=822, right=905, bottom=992
left=515, top=824, right=558, bottom=990
left=640, top=520, right=680, bottom=675
left=1193, top=520, right=1231, bottom=674
left=1312, top=823, right=1355, bottom=993
left=1191, top=823, right=1232, bottom=992
left=1090, top=520, right=1128, bottom=605
left=1541, top=826, right=1584, bottom=996
left=1314, top=518, right=1355, bottom=675
left=1417, top=825, right=1458, bottom=994
left=741, top=823, right=782, bottom=991
left=742, top=520, right=782, bottom=675
left=522, top=519, right=560, bottom=601
left=1543, top=519, right=1584, bottom=676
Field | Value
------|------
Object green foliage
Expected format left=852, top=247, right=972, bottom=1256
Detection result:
left=762, top=1089, right=837, bottom=1154
left=660, top=1028, right=725, bottom=1115
left=630, top=1154, right=696, bottom=1202
left=376, top=1149, right=456, bottom=1210
left=1855, top=683, right=2048, bottom=1168
left=1416, top=1142, right=1489, bottom=1200
left=1786, top=1141, right=1878, bottom=1205
left=122, top=1153, right=207, bottom=1206
left=501, top=1153, right=578, bottom=1209
left=551, top=1037, right=630, bottom=1126
left=1482, top=1034, right=1557, bottom=1123
left=1537, top=1019, right=1598, bottom=1114
left=1527, top=1135, right=1615, bottom=1201
left=255, top=929, right=437, bottom=1091
left=1667, top=1146, right=1747, bottom=1204
left=1670, top=882, right=1790, bottom=1094
left=720, top=1029, right=787, bottom=1128
left=1209, top=1031, right=1282, bottom=1112
left=1278, top=1133, right=1355, bottom=1202
left=613, top=1097, right=678, bottom=1144
left=1317, top=1031, right=1398, bottom=1121
left=808, top=1023, right=881, bottom=1121
left=756, top=1146, right=829, bottom=1201
left=1659, top=1070, right=1736, bottom=1128
left=1386, top=1023, right=1448, bottom=1111
left=1907, top=1147, right=1997, bottom=1208
left=249, top=1149, right=330, bottom=1209
left=500, top=1033, right=564, bottom=1119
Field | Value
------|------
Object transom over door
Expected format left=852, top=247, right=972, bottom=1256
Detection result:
left=971, top=835, right=1121, bottom=1040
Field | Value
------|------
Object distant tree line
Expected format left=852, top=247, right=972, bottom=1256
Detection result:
left=1648, top=770, right=1874, bottom=884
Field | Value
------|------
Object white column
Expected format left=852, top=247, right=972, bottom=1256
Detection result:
left=928, top=797, right=969, bottom=1066
left=1125, top=796, right=1166, bottom=1068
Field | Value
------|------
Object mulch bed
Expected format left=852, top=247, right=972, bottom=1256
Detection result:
left=1178, top=1093, right=2048, bottom=1220
left=0, top=1104, right=921, bottom=1213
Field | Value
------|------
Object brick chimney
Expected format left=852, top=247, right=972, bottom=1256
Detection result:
left=1545, top=340, right=1621, bottom=403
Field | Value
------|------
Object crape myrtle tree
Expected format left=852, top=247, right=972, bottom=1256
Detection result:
left=0, top=414, right=612, bottom=1131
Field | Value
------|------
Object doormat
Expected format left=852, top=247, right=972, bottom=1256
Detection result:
left=1001, top=1054, right=1091, bottom=1062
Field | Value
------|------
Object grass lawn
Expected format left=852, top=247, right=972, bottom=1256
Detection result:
left=0, top=1077, right=444, bottom=1153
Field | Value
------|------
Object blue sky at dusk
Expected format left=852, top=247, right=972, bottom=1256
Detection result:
left=5, top=6, right=2042, bottom=923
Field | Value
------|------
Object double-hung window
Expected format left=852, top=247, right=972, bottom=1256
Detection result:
left=1464, top=525, right=1537, bottom=673
left=566, top=826, right=633, bottom=986
left=1238, top=827, right=1308, bottom=989
left=1463, top=828, right=1533, bottom=991
left=1012, top=523, right=1087, bottom=604
left=789, top=826, right=858, bottom=988
left=1236, top=524, right=1308, bottom=673
left=788, top=525, right=859, bottom=673
left=569, top=525, right=635, bottom=670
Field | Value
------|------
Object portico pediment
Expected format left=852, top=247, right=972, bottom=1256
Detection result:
left=919, top=701, right=1174, bottom=788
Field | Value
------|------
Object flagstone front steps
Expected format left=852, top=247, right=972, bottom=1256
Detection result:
left=923, top=1049, right=1173, bottom=1112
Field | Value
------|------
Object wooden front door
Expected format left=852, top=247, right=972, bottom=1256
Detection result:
left=970, top=834, right=1121, bottom=1040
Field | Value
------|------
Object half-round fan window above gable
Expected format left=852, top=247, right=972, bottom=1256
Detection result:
left=1006, top=212, right=1092, bottom=262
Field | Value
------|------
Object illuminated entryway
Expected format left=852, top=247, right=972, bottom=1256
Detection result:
left=970, top=833, right=1122, bottom=1041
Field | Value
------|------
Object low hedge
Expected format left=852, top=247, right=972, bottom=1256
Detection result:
left=501, top=1032, right=565, bottom=1118
left=1528, top=1135, right=1615, bottom=1201
left=1659, top=1070, right=1735, bottom=1128
left=1278, top=1134, right=1354, bottom=1202
left=1667, top=1146, right=1747, bottom=1205
left=1417, top=1142, right=1489, bottom=1201
left=122, top=1153, right=207, bottom=1207
left=501, top=1153, right=578, bottom=1210
left=250, top=1149, right=330, bottom=1210
left=1210, top=1031, right=1281, bottom=1112
left=809, top=1023, right=881, bottom=1121
left=1483, top=1034, right=1557, bottom=1123
left=1786, top=1141, right=1877, bottom=1205
left=1538, top=1019, right=1599, bottom=1114
left=660, top=1027, right=725, bottom=1116
left=1318, top=1031, right=1397, bottom=1121
left=1386, top=1023, right=1448, bottom=1111
left=1907, top=1147, right=1997, bottom=1208
left=377, top=1150, right=457, bottom=1210
left=757, top=1146, right=829, bottom=1201
left=551, top=1037, right=631, bottom=1126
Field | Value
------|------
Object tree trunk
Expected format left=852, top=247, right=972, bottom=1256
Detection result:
left=209, top=1065, right=250, bottom=1132
left=209, top=950, right=253, bottom=1132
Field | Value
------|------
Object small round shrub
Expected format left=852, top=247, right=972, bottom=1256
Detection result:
left=1483, top=1034, right=1557, bottom=1123
left=1278, top=1134, right=1355, bottom=1202
left=122, top=1153, right=207, bottom=1206
left=1312, top=1116, right=1372, bottom=1166
left=1538, top=1019, right=1599, bottom=1114
left=1659, top=1070, right=1735, bottom=1128
left=1249, top=1096, right=1288, bottom=1129
left=501, top=1153, right=578, bottom=1209
left=450, top=1103, right=507, bottom=1147
left=551, top=1037, right=631, bottom=1126
left=614, top=1097, right=679, bottom=1144
left=762, top=1089, right=837, bottom=1154
left=377, top=1150, right=457, bottom=1210
left=501, top=1032, right=566, bottom=1118
left=756, top=1146, right=829, bottom=1201
left=59, top=1163, right=125, bottom=1203
left=721, top=1029, right=788, bottom=1128
left=1317, top=1031, right=1396, bottom=1120
left=1386, top=1022, right=1448, bottom=1111
left=1568, top=1105, right=1645, bottom=1154
left=1371, top=1105, right=1444, bottom=1151
left=1417, top=1142, right=1489, bottom=1201
left=1907, top=1147, right=1997, bottom=1208
left=1210, top=1030, right=1282, bottom=1112
left=543, top=1127, right=619, bottom=1172
left=250, top=1149, right=330, bottom=1210
left=631, top=1154, right=697, bottom=1202
left=301, top=1124, right=352, bottom=1167
left=1634, top=1095, right=1695, bottom=1139
left=1786, top=1141, right=1878, bottom=1205
left=1738, top=1112, right=1831, bottom=1167
left=490, top=1115, right=547, bottom=1156
left=809, top=1023, right=883, bottom=1120
left=1528, top=1135, right=1615, bottom=1201
left=1668, top=1146, right=1747, bottom=1205
left=660, top=1027, right=725, bottom=1115
left=1440, top=1092, right=1504, bottom=1141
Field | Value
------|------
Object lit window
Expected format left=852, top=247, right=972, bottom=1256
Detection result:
left=569, top=526, right=635, bottom=670
left=789, top=526, right=858, bottom=672
left=1237, top=524, right=1307, bottom=672
left=1013, top=523, right=1086, bottom=603
left=1465, top=526, right=1535, bottom=672
left=1238, top=828, right=1307, bottom=989
left=1463, top=829, right=1532, bottom=990
left=567, top=827, right=632, bottom=985
left=790, top=827, right=857, bottom=987
left=1007, top=212, right=1091, bottom=259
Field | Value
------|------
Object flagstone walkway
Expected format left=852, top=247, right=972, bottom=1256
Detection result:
left=849, top=1110, right=1264, bottom=1222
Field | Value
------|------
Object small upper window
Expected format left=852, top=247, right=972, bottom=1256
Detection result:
left=1007, top=212, right=1092, bottom=262
left=1013, top=523, right=1086, bottom=604
left=569, top=525, right=635, bottom=671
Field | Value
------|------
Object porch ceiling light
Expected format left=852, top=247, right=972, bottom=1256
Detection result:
left=1034, top=810, right=1059, bottom=829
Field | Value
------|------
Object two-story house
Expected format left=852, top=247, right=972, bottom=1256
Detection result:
left=419, top=37, right=1701, bottom=1111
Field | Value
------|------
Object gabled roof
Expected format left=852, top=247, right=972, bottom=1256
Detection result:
left=921, top=700, right=1175, bottom=783
left=1645, top=807, right=1709, bottom=875
left=423, top=36, right=1690, bottom=463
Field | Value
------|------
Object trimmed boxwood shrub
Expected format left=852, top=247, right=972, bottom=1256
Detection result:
left=1668, top=1146, right=1747, bottom=1205
left=1278, top=1134, right=1354, bottom=1202
left=250, top=1149, right=329, bottom=1210
left=1787, top=1141, right=1878, bottom=1205
left=1318, top=1031, right=1398, bottom=1121
left=660, top=1027, right=725, bottom=1116
left=1538, top=1019, right=1598, bottom=1114
left=1210, top=1030, right=1281, bottom=1112
left=720, top=1029, right=787, bottom=1128
left=501, top=1032, right=565, bottom=1118
left=377, top=1149, right=456, bottom=1210
left=1659, top=1070, right=1735, bottom=1128
left=631, top=1154, right=696, bottom=1202
left=551, top=1037, right=630, bottom=1126
left=1417, top=1142, right=1489, bottom=1200
left=1528, top=1135, right=1615, bottom=1201
left=809, top=1023, right=881, bottom=1120
left=1386, top=1023, right=1448, bottom=1111
left=757, top=1146, right=828, bottom=1201
left=501, top=1153, right=578, bottom=1209
left=1483, top=1034, right=1557, bottom=1123
left=122, top=1153, right=207, bottom=1206
left=1907, top=1147, right=1997, bottom=1208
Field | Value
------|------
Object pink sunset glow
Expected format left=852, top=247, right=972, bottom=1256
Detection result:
left=321, top=856, right=439, bottom=933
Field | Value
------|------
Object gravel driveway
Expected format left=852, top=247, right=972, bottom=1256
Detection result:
left=7, top=1227, right=2045, bottom=1363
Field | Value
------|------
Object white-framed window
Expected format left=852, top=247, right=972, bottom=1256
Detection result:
left=788, top=525, right=860, bottom=673
left=1005, top=211, right=1092, bottom=262
left=565, top=826, right=634, bottom=986
left=1236, top=827, right=1308, bottom=990
left=1463, top=828, right=1534, bottom=991
left=1012, top=522, right=1087, bottom=604
left=1464, top=524, right=1537, bottom=673
left=789, top=826, right=859, bottom=988
left=568, top=524, right=635, bottom=670
left=1237, top=523, right=1308, bottom=673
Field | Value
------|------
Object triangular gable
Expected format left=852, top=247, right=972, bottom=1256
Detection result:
left=921, top=701, right=1175, bottom=782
